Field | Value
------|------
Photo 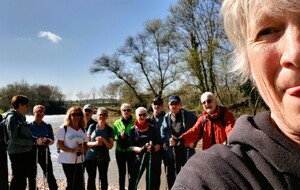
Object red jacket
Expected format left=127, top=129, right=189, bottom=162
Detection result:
left=181, top=106, right=235, bottom=150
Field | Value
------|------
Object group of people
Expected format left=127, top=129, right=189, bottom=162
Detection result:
left=0, top=91, right=235, bottom=190
left=111, top=93, right=236, bottom=190
left=2, top=0, right=300, bottom=189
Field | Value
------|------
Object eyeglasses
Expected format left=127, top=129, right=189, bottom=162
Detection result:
left=202, top=99, right=212, bottom=104
left=35, top=111, right=45, bottom=115
left=71, top=113, right=82, bottom=117
left=98, top=113, right=108, bottom=117
left=84, top=109, right=92, bottom=113
left=122, top=109, right=131, bottom=112
left=138, top=113, right=147, bottom=117
left=169, top=101, right=180, bottom=106
left=153, top=102, right=163, bottom=106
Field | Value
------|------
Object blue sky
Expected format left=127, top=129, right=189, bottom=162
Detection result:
left=0, top=0, right=176, bottom=100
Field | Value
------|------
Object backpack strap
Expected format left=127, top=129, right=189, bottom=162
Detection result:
left=200, top=116, right=207, bottom=136
left=218, top=106, right=227, bottom=127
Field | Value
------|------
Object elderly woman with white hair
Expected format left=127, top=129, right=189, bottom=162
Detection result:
left=172, top=0, right=300, bottom=189
left=129, top=107, right=161, bottom=190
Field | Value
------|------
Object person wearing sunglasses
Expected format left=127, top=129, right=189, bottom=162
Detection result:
left=160, top=95, right=198, bottom=189
left=129, top=107, right=161, bottom=190
left=170, top=92, right=235, bottom=151
left=148, top=97, right=166, bottom=189
left=83, top=104, right=97, bottom=132
left=113, top=103, right=135, bottom=190
left=56, top=106, right=88, bottom=190
left=28, top=105, right=58, bottom=190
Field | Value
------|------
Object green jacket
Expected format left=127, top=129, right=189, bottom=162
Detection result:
left=5, top=110, right=33, bottom=154
left=113, top=117, right=135, bottom=152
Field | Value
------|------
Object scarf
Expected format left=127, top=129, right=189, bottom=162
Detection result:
left=121, top=115, right=133, bottom=127
left=134, top=120, right=149, bottom=131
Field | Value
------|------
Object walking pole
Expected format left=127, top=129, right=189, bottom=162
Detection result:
left=44, top=146, right=49, bottom=190
left=170, top=135, right=177, bottom=178
left=35, top=147, right=39, bottom=190
left=134, top=149, right=147, bottom=190
left=148, top=141, right=152, bottom=190
left=72, top=154, right=78, bottom=190
left=81, top=153, right=85, bottom=189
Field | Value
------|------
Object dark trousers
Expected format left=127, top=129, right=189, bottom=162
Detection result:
left=130, top=153, right=161, bottom=190
left=0, top=144, right=8, bottom=190
left=85, top=159, right=109, bottom=190
left=115, top=150, right=134, bottom=190
left=28, top=148, right=58, bottom=190
left=62, top=162, right=85, bottom=190
left=166, top=147, right=192, bottom=189
left=9, top=151, right=36, bottom=190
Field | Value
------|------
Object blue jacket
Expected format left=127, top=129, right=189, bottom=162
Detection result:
left=160, top=109, right=198, bottom=160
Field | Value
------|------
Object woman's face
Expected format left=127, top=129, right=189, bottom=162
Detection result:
left=97, top=110, right=108, bottom=122
left=247, top=7, right=300, bottom=139
left=121, top=106, right=131, bottom=119
left=136, top=111, right=147, bottom=123
left=70, top=109, right=83, bottom=123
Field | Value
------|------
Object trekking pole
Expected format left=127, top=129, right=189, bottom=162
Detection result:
left=81, top=153, right=85, bottom=189
left=134, top=145, right=147, bottom=190
left=170, top=135, right=177, bottom=178
left=148, top=141, right=152, bottom=190
left=164, top=156, right=169, bottom=190
left=44, top=145, right=49, bottom=190
left=72, top=154, right=78, bottom=190
left=35, top=147, right=39, bottom=190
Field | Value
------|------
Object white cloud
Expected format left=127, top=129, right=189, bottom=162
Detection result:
left=38, top=31, right=62, bottom=43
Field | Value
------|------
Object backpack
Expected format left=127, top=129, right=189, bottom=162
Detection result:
left=0, top=112, right=15, bottom=147
left=0, top=119, right=9, bottom=147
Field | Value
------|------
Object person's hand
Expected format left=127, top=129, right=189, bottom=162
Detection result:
left=120, top=131, right=126, bottom=139
left=36, top=137, right=44, bottom=145
left=146, top=144, right=152, bottom=153
left=188, top=142, right=196, bottom=148
left=95, top=136, right=103, bottom=146
left=139, top=146, right=146, bottom=153
left=169, top=137, right=176, bottom=147
left=44, top=138, right=54, bottom=145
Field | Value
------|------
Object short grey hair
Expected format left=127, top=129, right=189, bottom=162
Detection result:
left=135, top=107, right=147, bottom=116
left=120, top=103, right=131, bottom=111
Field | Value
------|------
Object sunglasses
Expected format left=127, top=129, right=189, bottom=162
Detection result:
left=84, top=109, right=92, bottom=113
left=138, top=113, right=147, bottom=117
left=71, top=112, right=82, bottom=117
left=122, top=109, right=131, bottom=112
left=98, top=113, right=108, bottom=117
left=202, top=99, right=212, bottom=104
left=169, top=101, right=180, bottom=106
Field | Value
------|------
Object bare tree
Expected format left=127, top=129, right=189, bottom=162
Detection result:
left=90, top=19, right=181, bottom=105
left=168, top=0, right=236, bottom=103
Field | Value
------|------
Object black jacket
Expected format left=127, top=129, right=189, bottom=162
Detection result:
left=172, top=112, right=300, bottom=189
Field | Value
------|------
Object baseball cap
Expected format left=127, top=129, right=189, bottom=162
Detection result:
left=152, top=97, right=163, bottom=104
left=168, top=95, right=181, bottom=103
left=83, top=104, right=92, bottom=111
